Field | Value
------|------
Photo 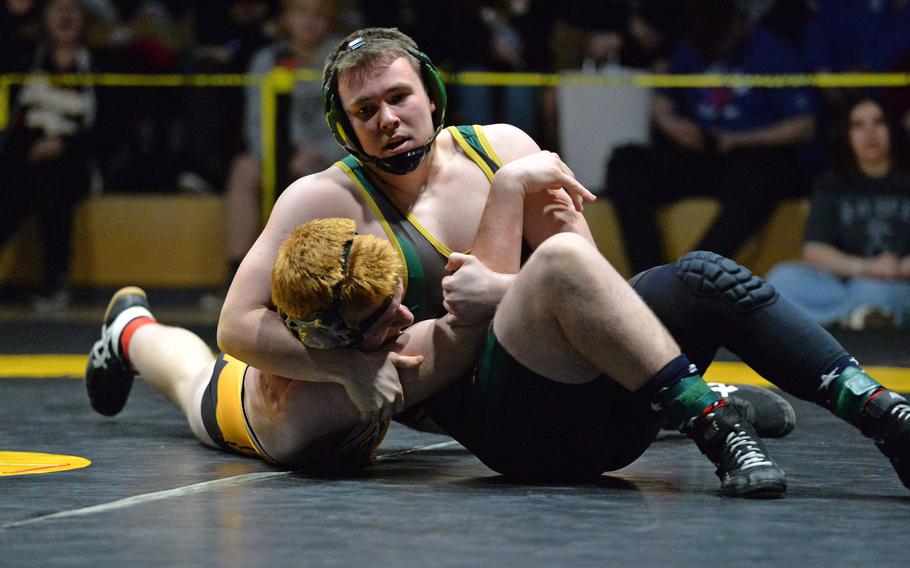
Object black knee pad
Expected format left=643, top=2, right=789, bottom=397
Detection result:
left=675, top=251, right=777, bottom=313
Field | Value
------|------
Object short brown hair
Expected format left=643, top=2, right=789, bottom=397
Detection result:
left=323, top=27, right=422, bottom=89
left=271, top=218, right=402, bottom=324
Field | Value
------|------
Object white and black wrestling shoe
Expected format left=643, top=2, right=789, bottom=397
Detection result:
left=85, top=287, right=153, bottom=416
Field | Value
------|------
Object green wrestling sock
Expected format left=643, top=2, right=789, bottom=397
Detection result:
left=641, top=354, right=720, bottom=429
left=658, top=374, right=722, bottom=429
left=823, top=361, right=885, bottom=425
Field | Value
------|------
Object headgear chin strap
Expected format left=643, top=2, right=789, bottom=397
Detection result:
left=278, top=237, right=392, bottom=350
left=323, top=35, right=447, bottom=175
left=355, top=134, right=438, bottom=175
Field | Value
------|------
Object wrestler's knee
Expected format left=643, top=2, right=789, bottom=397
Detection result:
left=674, top=250, right=777, bottom=313
left=533, top=232, right=601, bottom=269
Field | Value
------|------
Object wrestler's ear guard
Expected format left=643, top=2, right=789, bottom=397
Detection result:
left=322, top=38, right=447, bottom=155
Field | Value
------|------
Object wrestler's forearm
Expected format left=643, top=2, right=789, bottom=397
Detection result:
left=393, top=318, right=489, bottom=404
left=472, top=169, right=526, bottom=274
left=217, top=303, right=369, bottom=386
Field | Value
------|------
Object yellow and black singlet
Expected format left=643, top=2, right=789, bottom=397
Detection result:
left=334, top=125, right=503, bottom=321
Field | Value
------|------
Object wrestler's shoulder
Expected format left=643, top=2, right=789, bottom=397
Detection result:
left=284, top=164, right=355, bottom=197
left=476, top=123, right=541, bottom=163
left=272, top=163, right=363, bottom=219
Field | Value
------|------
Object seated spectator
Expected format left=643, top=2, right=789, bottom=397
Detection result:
left=88, top=0, right=188, bottom=193
left=175, top=0, right=275, bottom=195
left=555, top=0, right=683, bottom=72
left=767, top=97, right=910, bottom=330
left=216, top=0, right=343, bottom=302
left=446, top=1, right=555, bottom=142
left=605, top=0, right=817, bottom=275
left=790, top=0, right=910, bottom=153
left=0, top=0, right=96, bottom=311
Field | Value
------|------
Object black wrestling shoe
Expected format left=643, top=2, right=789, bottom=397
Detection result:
left=859, top=389, right=910, bottom=489
left=85, top=287, right=153, bottom=416
left=711, top=383, right=796, bottom=438
left=683, top=400, right=787, bottom=498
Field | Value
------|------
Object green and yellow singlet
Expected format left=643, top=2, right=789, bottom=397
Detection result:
left=334, top=125, right=503, bottom=322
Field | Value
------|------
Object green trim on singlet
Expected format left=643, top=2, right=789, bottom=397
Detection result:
left=447, top=125, right=503, bottom=182
left=393, top=235, right=430, bottom=322
left=373, top=184, right=456, bottom=258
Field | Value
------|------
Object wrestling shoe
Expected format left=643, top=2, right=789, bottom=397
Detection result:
left=85, top=287, right=153, bottom=416
left=858, top=389, right=910, bottom=489
left=683, top=400, right=787, bottom=498
left=711, top=383, right=797, bottom=438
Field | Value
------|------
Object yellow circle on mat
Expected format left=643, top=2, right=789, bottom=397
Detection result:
left=0, top=452, right=91, bottom=476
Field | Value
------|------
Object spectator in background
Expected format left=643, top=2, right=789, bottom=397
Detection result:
left=767, top=97, right=910, bottom=330
left=887, top=49, right=910, bottom=136
left=0, top=0, right=96, bottom=311
left=554, top=0, right=683, bottom=72
left=0, top=0, right=42, bottom=72
left=797, top=0, right=910, bottom=137
left=215, top=0, right=343, bottom=303
left=445, top=1, right=556, bottom=144
left=175, top=0, right=275, bottom=195
left=605, top=0, right=817, bottom=275
left=87, top=0, right=188, bottom=192
left=806, top=0, right=910, bottom=76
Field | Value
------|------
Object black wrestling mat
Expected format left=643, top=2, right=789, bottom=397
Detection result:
left=3, top=376, right=909, bottom=567
left=2, top=295, right=909, bottom=566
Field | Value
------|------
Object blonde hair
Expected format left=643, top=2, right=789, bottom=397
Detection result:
left=271, top=218, right=402, bottom=323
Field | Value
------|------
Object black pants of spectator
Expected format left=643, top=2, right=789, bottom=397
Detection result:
left=606, top=141, right=807, bottom=274
left=0, top=151, right=90, bottom=295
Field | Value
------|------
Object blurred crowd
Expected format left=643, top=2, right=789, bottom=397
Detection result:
left=1, top=0, right=909, bottom=327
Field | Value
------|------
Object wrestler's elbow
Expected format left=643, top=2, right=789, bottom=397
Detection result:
left=216, top=318, right=235, bottom=354
left=216, top=308, right=246, bottom=355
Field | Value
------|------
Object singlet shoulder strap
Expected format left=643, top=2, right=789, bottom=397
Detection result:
left=334, top=156, right=458, bottom=258
left=447, top=125, right=503, bottom=182
left=333, top=156, right=410, bottom=289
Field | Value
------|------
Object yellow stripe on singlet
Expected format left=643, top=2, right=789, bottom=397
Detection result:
left=335, top=157, right=462, bottom=260
left=472, top=125, right=504, bottom=168
left=448, top=126, right=496, bottom=183
left=378, top=188, right=458, bottom=258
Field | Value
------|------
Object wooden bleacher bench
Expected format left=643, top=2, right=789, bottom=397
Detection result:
left=584, top=197, right=810, bottom=278
left=0, top=194, right=226, bottom=288
left=0, top=194, right=806, bottom=289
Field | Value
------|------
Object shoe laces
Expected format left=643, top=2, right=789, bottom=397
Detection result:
left=892, top=403, right=910, bottom=424
left=89, top=324, right=116, bottom=369
left=723, top=424, right=773, bottom=471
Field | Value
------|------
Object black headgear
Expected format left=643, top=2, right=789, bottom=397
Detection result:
left=322, top=36, right=447, bottom=175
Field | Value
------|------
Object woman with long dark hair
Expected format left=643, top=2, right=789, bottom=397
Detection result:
left=767, top=97, right=910, bottom=329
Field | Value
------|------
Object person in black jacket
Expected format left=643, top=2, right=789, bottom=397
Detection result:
left=0, top=0, right=96, bottom=311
